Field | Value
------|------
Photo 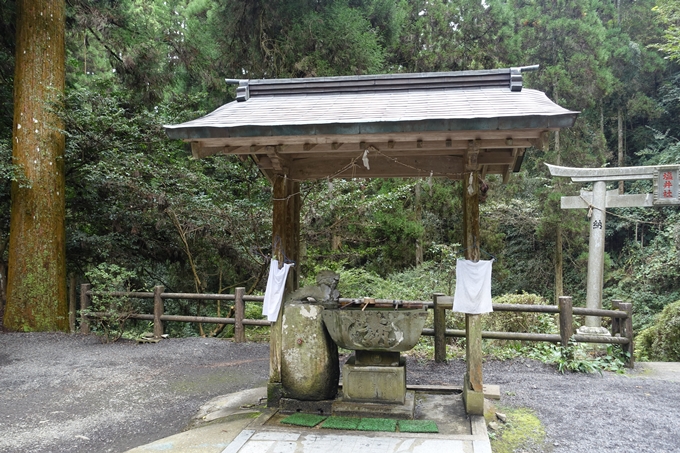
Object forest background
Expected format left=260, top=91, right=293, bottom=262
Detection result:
left=0, top=0, right=679, bottom=356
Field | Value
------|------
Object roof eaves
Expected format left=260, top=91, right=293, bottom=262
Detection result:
left=165, top=113, right=579, bottom=141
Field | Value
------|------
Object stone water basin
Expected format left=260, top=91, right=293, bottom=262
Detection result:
left=322, top=307, right=428, bottom=352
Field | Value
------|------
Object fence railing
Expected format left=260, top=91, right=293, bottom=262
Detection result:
left=427, top=294, right=634, bottom=368
left=78, top=285, right=633, bottom=367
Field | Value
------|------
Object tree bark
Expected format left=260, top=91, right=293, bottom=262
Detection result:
left=618, top=108, right=624, bottom=194
left=5, top=0, right=68, bottom=331
left=553, top=86, right=563, bottom=305
left=269, top=176, right=300, bottom=384
left=415, top=179, right=423, bottom=266
left=0, top=236, right=7, bottom=319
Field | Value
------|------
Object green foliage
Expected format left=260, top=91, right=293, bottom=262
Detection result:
left=62, top=78, right=272, bottom=301
left=637, top=300, right=680, bottom=361
left=394, top=0, right=520, bottom=72
left=0, top=0, right=677, bottom=341
left=526, top=342, right=627, bottom=374
left=303, top=261, right=450, bottom=301
left=652, top=0, right=680, bottom=61
left=82, top=263, right=138, bottom=342
left=484, top=293, right=555, bottom=335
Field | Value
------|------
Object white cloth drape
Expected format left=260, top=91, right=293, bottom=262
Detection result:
left=453, top=259, right=493, bottom=314
left=262, top=259, right=292, bottom=322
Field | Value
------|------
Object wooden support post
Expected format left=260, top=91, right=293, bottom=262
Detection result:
left=611, top=299, right=622, bottom=336
left=153, top=285, right=164, bottom=339
left=269, top=175, right=301, bottom=405
left=79, top=283, right=91, bottom=334
left=466, top=313, right=483, bottom=391
left=234, top=287, right=246, bottom=343
left=433, top=293, right=446, bottom=363
left=462, top=143, right=484, bottom=415
left=69, top=273, right=76, bottom=333
left=620, top=302, right=634, bottom=368
left=558, top=296, right=573, bottom=348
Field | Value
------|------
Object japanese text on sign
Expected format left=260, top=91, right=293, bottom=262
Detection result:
left=657, top=169, right=678, bottom=202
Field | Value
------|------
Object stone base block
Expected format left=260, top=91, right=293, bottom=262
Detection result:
left=577, top=325, right=611, bottom=336
left=267, top=382, right=283, bottom=408
left=462, top=374, right=484, bottom=416
left=332, top=390, right=416, bottom=419
left=343, top=356, right=406, bottom=404
left=279, top=397, right=335, bottom=415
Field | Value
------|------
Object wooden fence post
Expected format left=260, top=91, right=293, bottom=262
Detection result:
left=558, top=296, right=573, bottom=348
left=619, top=302, right=634, bottom=368
left=611, top=299, right=622, bottom=336
left=69, top=273, right=76, bottom=333
left=234, top=287, right=246, bottom=343
left=153, top=285, right=165, bottom=339
left=433, top=293, right=446, bottom=362
left=79, top=283, right=91, bottom=334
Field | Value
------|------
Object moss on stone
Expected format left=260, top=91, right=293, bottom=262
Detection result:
left=490, top=407, right=549, bottom=453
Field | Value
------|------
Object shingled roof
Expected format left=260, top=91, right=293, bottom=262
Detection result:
left=165, top=67, right=578, bottom=181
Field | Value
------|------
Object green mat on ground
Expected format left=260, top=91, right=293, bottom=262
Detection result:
left=398, top=420, right=439, bottom=433
left=356, top=417, right=398, bottom=432
left=280, top=413, right=327, bottom=427
left=321, top=416, right=361, bottom=430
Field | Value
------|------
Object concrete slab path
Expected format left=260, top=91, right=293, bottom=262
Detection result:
left=126, top=387, right=492, bottom=453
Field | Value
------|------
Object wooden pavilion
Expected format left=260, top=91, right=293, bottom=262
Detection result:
left=165, top=67, right=578, bottom=414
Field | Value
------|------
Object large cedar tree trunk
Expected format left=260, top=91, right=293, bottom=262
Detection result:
left=5, top=0, right=68, bottom=331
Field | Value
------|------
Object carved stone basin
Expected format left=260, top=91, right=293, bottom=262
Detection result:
left=322, top=308, right=428, bottom=352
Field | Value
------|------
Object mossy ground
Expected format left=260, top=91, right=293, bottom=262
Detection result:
left=489, top=407, right=551, bottom=453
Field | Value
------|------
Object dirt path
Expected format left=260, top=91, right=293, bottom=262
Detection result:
left=0, top=333, right=269, bottom=453
left=1, top=333, right=679, bottom=453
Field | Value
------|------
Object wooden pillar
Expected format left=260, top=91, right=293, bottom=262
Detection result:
left=153, top=285, right=164, bottom=339
left=620, top=302, right=634, bottom=368
left=69, top=273, right=76, bottom=333
left=79, top=283, right=91, bottom=334
left=234, top=287, right=246, bottom=343
left=611, top=299, right=622, bottom=336
left=462, top=142, right=484, bottom=415
left=269, top=175, right=301, bottom=403
left=433, top=293, right=446, bottom=363
left=558, top=296, right=573, bottom=348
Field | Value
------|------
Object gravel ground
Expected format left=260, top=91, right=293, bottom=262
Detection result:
left=1, top=332, right=679, bottom=453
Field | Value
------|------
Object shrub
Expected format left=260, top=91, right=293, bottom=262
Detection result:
left=484, top=293, right=556, bottom=334
left=82, top=263, right=137, bottom=343
left=637, top=300, right=680, bottom=361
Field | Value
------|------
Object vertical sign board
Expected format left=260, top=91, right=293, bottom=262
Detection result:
left=654, top=167, right=680, bottom=206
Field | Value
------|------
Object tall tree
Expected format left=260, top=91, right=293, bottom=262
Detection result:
left=653, top=0, right=680, bottom=61
left=512, top=0, right=613, bottom=303
left=5, top=0, right=68, bottom=331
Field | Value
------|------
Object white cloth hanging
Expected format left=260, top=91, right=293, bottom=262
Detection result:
left=453, top=259, right=493, bottom=314
left=262, top=259, right=293, bottom=322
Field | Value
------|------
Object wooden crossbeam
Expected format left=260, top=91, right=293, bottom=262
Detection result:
left=191, top=137, right=535, bottom=157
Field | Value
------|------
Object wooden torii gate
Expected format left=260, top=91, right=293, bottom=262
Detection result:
left=166, top=68, right=578, bottom=415
left=547, top=163, right=680, bottom=332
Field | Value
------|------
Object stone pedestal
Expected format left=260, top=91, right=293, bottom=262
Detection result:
left=332, top=390, right=416, bottom=419
left=342, top=356, right=406, bottom=404
left=577, top=325, right=611, bottom=336
left=576, top=325, right=612, bottom=352
left=280, top=303, right=339, bottom=401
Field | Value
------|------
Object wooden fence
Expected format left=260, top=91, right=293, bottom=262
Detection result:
left=427, top=295, right=634, bottom=368
left=77, top=285, right=633, bottom=367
